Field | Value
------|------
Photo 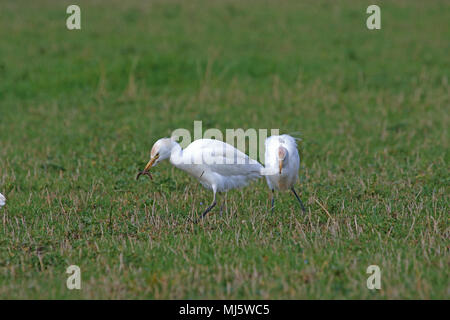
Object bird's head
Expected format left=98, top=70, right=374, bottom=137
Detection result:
left=136, top=138, right=175, bottom=180
left=278, top=146, right=287, bottom=174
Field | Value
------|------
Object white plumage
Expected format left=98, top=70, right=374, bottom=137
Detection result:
left=137, top=138, right=262, bottom=221
left=0, top=193, right=5, bottom=208
left=263, top=134, right=306, bottom=212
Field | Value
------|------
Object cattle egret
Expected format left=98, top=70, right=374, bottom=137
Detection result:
left=0, top=193, right=5, bottom=208
left=137, top=138, right=263, bottom=222
left=264, top=134, right=306, bottom=213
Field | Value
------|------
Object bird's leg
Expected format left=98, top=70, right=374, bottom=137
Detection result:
left=194, top=191, right=217, bottom=223
left=291, top=187, right=306, bottom=213
left=270, top=189, right=275, bottom=214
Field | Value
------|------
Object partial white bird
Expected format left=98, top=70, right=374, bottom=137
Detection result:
left=0, top=193, right=5, bottom=208
left=263, top=134, right=306, bottom=213
left=137, top=138, right=263, bottom=222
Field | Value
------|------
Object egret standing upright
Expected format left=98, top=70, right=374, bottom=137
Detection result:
left=263, top=134, right=306, bottom=213
left=136, top=138, right=263, bottom=222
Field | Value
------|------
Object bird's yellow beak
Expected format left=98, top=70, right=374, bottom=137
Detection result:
left=144, top=154, right=159, bottom=171
left=278, top=159, right=283, bottom=174
left=136, top=154, right=159, bottom=180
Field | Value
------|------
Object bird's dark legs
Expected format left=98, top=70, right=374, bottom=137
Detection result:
left=200, top=200, right=217, bottom=219
left=270, top=189, right=275, bottom=214
left=291, top=187, right=306, bottom=213
left=193, top=192, right=217, bottom=224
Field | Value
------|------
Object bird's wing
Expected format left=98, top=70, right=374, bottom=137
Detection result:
left=185, top=139, right=262, bottom=176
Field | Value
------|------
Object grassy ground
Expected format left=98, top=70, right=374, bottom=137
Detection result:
left=0, top=0, right=448, bottom=299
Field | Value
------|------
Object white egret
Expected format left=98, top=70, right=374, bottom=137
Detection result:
left=264, top=134, right=306, bottom=213
left=136, top=138, right=263, bottom=222
left=0, top=193, right=5, bottom=208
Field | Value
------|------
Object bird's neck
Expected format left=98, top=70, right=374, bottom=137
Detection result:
left=169, top=142, right=184, bottom=168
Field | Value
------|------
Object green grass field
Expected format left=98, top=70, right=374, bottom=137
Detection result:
left=0, top=0, right=448, bottom=299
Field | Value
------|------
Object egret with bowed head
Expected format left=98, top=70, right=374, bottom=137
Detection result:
left=137, top=137, right=263, bottom=222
